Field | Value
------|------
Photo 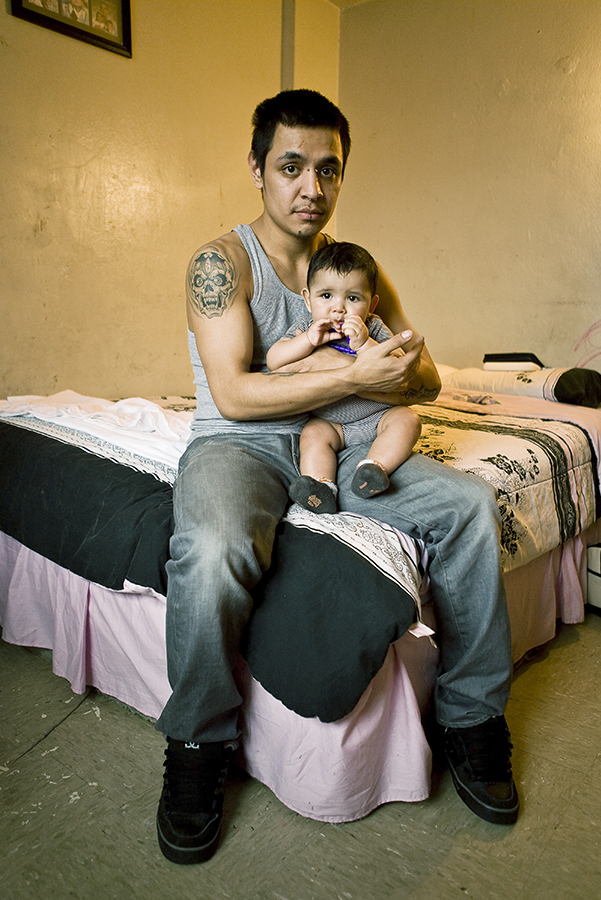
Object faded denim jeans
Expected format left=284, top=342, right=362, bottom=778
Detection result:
left=156, top=432, right=512, bottom=742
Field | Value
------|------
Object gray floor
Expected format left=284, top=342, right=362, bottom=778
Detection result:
left=2, top=614, right=601, bottom=900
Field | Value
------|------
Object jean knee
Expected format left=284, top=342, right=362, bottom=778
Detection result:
left=462, top=473, right=500, bottom=522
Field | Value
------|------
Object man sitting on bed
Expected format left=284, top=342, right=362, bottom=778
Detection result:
left=155, top=89, right=518, bottom=865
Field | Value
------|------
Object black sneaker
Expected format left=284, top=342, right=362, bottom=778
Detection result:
left=156, top=738, right=237, bottom=864
left=443, top=715, right=519, bottom=825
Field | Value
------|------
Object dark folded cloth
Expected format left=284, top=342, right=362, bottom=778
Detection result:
left=0, top=421, right=418, bottom=723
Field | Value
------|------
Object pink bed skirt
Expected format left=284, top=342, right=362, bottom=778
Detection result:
left=1, top=522, right=600, bottom=822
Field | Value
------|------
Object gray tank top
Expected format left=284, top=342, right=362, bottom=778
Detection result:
left=188, top=224, right=311, bottom=438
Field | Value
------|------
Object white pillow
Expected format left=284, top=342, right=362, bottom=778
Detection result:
left=437, top=366, right=601, bottom=407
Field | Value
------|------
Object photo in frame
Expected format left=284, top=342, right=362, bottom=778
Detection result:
left=11, top=0, right=132, bottom=57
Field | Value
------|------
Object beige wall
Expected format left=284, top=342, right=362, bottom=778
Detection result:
left=6, top=0, right=599, bottom=399
left=0, top=0, right=282, bottom=398
left=337, top=0, right=601, bottom=372
left=294, top=0, right=339, bottom=99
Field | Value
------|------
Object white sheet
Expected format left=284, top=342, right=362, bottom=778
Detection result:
left=0, top=392, right=193, bottom=482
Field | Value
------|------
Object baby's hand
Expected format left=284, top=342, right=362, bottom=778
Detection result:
left=342, top=315, right=369, bottom=351
left=307, top=317, right=341, bottom=347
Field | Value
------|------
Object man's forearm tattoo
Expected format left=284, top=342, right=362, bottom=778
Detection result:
left=400, top=383, right=439, bottom=402
left=188, top=249, right=238, bottom=318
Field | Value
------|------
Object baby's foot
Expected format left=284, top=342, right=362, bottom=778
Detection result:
left=351, top=460, right=390, bottom=498
left=289, top=476, right=338, bottom=514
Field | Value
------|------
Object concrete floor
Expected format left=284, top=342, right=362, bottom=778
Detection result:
left=2, top=613, right=601, bottom=900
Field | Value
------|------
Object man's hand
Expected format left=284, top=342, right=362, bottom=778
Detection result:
left=349, top=330, right=426, bottom=393
left=276, top=329, right=427, bottom=395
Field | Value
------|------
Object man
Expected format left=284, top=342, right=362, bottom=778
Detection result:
left=155, top=90, right=518, bottom=866
left=64, top=0, right=89, bottom=24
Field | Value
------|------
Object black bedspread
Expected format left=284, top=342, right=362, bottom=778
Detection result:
left=0, top=421, right=173, bottom=595
left=0, top=421, right=417, bottom=722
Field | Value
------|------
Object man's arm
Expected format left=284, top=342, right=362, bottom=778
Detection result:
left=369, top=265, right=441, bottom=403
left=186, top=236, right=424, bottom=421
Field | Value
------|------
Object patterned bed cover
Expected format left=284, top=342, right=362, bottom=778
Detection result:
left=1, top=388, right=600, bottom=721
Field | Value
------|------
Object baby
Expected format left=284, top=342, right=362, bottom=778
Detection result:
left=266, top=242, right=422, bottom=514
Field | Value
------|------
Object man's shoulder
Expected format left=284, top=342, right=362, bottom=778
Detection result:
left=188, top=229, right=250, bottom=269
left=187, top=230, right=253, bottom=296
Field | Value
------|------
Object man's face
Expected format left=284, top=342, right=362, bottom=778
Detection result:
left=250, top=125, right=344, bottom=239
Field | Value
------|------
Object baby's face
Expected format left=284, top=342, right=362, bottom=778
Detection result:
left=305, top=268, right=374, bottom=329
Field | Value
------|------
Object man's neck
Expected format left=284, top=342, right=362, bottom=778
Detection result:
left=250, top=215, right=325, bottom=295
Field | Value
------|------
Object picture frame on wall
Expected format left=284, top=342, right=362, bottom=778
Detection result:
left=11, top=0, right=132, bottom=58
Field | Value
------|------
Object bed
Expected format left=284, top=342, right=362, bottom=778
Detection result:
left=1, top=365, right=600, bottom=823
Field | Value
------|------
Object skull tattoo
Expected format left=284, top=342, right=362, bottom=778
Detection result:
left=189, top=250, right=236, bottom=318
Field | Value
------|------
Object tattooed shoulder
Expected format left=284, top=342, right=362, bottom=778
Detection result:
left=187, top=247, right=239, bottom=318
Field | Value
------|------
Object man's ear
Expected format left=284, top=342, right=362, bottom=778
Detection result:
left=302, top=288, right=312, bottom=311
left=369, top=293, right=380, bottom=314
left=248, top=152, right=263, bottom=190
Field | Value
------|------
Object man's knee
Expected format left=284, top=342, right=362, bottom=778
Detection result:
left=457, top=470, right=500, bottom=520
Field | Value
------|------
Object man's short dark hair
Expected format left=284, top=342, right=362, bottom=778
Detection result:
left=251, top=89, right=351, bottom=176
left=307, top=242, right=379, bottom=296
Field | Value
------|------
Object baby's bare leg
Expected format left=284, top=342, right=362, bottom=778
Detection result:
left=299, top=417, right=345, bottom=482
left=352, top=407, right=422, bottom=498
left=290, top=418, right=345, bottom=514
left=369, top=407, right=422, bottom=472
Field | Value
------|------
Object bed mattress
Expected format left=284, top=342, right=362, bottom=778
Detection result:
left=1, top=382, right=601, bottom=822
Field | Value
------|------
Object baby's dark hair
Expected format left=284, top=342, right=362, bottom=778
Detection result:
left=307, top=242, right=379, bottom=296
left=251, top=89, right=351, bottom=176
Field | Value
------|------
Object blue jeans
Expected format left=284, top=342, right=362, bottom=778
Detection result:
left=156, top=433, right=512, bottom=742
